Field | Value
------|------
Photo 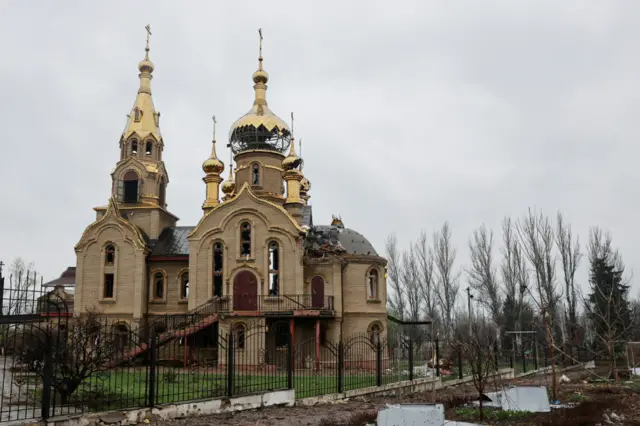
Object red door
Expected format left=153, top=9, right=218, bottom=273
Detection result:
left=233, top=271, right=258, bottom=311
left=311, top=276, right=324, bottom=308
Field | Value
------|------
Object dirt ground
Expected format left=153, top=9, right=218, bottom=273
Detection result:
left=151, top=368, right=640, bottom=425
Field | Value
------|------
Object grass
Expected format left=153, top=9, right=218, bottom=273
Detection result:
left=455, top=407, right=532, bottom=421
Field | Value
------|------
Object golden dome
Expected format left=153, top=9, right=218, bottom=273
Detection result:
left=282, top=136, right=302, bottom=171
left=202, top=156, right=224, bottom=174
left=228, top=29, right=291, bottom=154
left=221, top=176, right=236, bottom=195
left=300, top=177, right=310, bottom=192
left=139, top=46, right=154, bottom=74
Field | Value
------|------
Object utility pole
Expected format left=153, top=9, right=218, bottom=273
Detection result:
left=0, top=261, right=4, bottom=317
left=466, top=287, right=473, bottom=337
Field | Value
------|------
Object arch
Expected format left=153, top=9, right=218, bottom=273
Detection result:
left=151, top=269, right=166, bottom=300
left=130, top=139, right=138, bottom=155
left=104, top=243, right=116, bottom=265
left=240, top=221, right=252, bottom=257
left=112, top=323, right=130, bottom=351
left=366, top=267, right=379, bottom=300
left=233, top=270, right=258, bottom=311
left=120, top=170, right=140, bottom=204
left=145, top=140, right=153, bottom=156
left=367, top=321, right=383, bottom=346
left=267, top=240, right=280, bottom=296
left=213, top=241, right=224, bottom=297
left=250, top=162, right=261, bottom=186
left=232, top=322, right=247, bottom=349
left=158, top=176, right=166, bottom=207
left=179, top=270, right=189, bottom=299
left=311, top=275, right=325, bottom=308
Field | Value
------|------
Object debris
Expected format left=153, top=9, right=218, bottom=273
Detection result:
left=560, top=374, right=571, bottom=384
left=476, top=386, right=550, bottom=413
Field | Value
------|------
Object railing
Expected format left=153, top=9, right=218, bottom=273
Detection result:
left=238, top=294, right=335, bottom=313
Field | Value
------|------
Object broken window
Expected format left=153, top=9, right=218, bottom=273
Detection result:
left=122, top=170, right=139, bottom=203
left=268, top=241, right=279, bottom=295
left=240, top=222, right=251, bottom=256
left=158, top=178, right=166, bottom=207
left=154, top=272, right=164, bottom=299
left=252, top=164, right=260, bottom=185
left=233, top=323, right=246, bottom=349
left=105, top=244, right=115, bottom=265
left=180, top=271, right=189, bottom=299
left=367, top=269, right=378, bottom=299
left=145, top=141, right=153, bottom=156
left=131, top=140, right=138, bottom=155
left=213, top=243, right=224, bottom=297
left=104, top=273, right=115, bottom=298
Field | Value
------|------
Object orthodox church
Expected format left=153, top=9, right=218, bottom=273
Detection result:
left=73, top=30, right=387, bottom=362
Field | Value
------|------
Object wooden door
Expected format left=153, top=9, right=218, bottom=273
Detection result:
left=233, top=271, right=258, bottom=311
left=311, top=276, right=324, bottom=308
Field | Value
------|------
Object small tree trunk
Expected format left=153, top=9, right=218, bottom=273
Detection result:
left=544, top=316, right=557, bottom=401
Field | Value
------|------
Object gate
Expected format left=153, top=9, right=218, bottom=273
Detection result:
left=293, top=337, right=339, bottom=398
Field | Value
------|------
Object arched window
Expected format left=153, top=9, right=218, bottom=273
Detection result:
left=180, top=271, right=189, bottom=299
left=105, top=244, right=115, bottom=265
left=113, top=324, right=129, bottom=351
left=158, top=178, right=166, bottom=207
left=367, top=269, right=379, bottom=299
left=268, top=241, right=279, bottom=296
left=240, top=222, right=251, bottom=256
left=213, top=243, right=224, bottom=297
left=131, top=140, right=138, bottom=155
left=145, top=141, right=153, bottom=156
left=153, top=272, right=165, bottom=299
left=369, top=323, right=382, bottom=346
left=252, top=163, right=260, bottom=186
left=120, top=170, right=140, bottom=204
left=134, top=107, right=142, bottom=122
left=233, top=323, right=246, bottom=350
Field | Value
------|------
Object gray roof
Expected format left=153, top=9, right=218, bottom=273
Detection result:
left=151, top=226, right=193, bottom=256
left=314, top=225, right=379, bottom=256
left=302, top=205, right=313, bottom=227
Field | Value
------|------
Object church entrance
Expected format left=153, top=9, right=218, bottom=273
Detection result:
left=311, top=276, right=324, bottom=308
left=233, top=270, right=258, bottom=311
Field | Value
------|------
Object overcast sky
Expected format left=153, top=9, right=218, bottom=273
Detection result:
left=1, top=1, right=638, bottom=298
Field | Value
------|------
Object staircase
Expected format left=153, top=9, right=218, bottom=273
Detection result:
left=117, top=298, right=228, bottom=365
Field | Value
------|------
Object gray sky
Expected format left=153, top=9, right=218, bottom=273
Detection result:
left=1, top=1, right=638, bottom=297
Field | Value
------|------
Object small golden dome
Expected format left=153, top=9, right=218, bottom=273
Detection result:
left=202, top=156, right=224, bottom=174
left=138, top=49, right=154, bottom=74
left=252, top=69, right=269, bottom=84
left=282, top=153, right=302, bottom=171
left=221, top=177, right=236, bottom=195
left=300, top=177, right=310, bottom=192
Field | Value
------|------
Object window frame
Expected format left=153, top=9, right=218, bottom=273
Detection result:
left=366, top=268, right=379, bottom=300
left=213, top=242, right=224, bottom=297
left=240, top=222, right=252, bottom=257
left=180, top=271, right=189, bottom=300
left=233, top=323, right=246, bottom=350
left=103, top=273, right=115, bottom=299
left=105, top=244, right=115, bottom=266
left=268, top=241, right=280, bottom=296
left=250, top=162, right=261, bottom=187
left=151, top=270, right=166, bottom=301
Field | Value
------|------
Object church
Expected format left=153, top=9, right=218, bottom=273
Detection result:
left=73, top=29, right=387, bottom=364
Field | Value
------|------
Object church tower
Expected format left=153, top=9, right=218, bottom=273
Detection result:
left=97, top=26, right=178, bottom=239
left=227, top=29, right=291, bottom=205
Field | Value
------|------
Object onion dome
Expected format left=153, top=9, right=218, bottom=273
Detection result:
left=202, top=116, right=224, bottom=174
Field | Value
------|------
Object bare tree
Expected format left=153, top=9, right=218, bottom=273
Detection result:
left=415, top=230, right=437, bottom=321
left=556, top=212, right=582, bottom=344
left=6, top=258, right=39, bottom=315
left=501, top=218, right=529, bottom=338
left=455, top=315, right=500, bottom=421
left=15, top=310, right=121, bottom=404
left=515, top=209, right=561, bottom=400
left=386, top=234, right=406, bottom=319
left=467, top=225, right=502, bottom=330
left=433, top=222, right=460, bottom=340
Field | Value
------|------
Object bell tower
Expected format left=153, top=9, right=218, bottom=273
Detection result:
left=97, top=25, right=178, bottom=239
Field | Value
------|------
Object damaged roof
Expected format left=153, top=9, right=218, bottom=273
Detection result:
left=151, top=226, right=193, bottom=256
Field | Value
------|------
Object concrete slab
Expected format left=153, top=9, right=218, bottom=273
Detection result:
left=377, top=403, right=445, bottom=426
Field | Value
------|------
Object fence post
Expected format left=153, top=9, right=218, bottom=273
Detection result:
left=41, top=328, right=53, bottom=420
left=534, top=342, right=539, bottom=370
left=376, top=340, right=382, bottom=387
left=287, top=330, right=293, bottom=390
left=457, top=347, right=463, bottom=379
left=435, top=338, right=440, bottom=377
left=408, top=339, right=414, bottom=381
left=493, top=341, right=499, bottom=371
left=337, top=341, right=344, bottom=393
left=147, top=329, right=157, bottom=407
left=227, top=332, right=234, bottom=397
left=521, top=343, right=526, bottom=374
